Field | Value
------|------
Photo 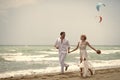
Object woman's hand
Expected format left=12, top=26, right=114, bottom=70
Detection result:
left=68, top=51, right=71, bottom=53
left=96, top=50, right=101, bottom=54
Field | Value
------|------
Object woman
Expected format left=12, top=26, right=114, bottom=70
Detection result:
left=69, top=35, right=101, bottom=77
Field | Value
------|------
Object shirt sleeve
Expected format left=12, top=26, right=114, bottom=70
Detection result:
left=67, top=40, right=70, bottom=48
left=55, top=39, right=58, bottom=47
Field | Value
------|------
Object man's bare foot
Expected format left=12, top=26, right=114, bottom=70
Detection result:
left=65, top=65, right=69, bottom=71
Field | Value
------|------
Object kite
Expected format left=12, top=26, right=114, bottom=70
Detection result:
left=99, top=16, right=102, bottom=23
left=96, top=2, right=105, bottom=11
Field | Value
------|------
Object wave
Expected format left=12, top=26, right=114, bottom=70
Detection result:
left=85, top=50, right=120, bottom=54
left=74, top=59, right=120, bottom=68
left=0, top=56, right=6, bottom=61
left=100, top=50, right=120, bottom=54
left=0, top=53, right=23, bottom=56
left=8, top=49, right=17, bottom=52
left=0, top=67, right=60, bottom=78
left=37, top=51, right=58, bottom=54
left=2, top=55, right=58, bottom=62
left=91, top=60, right=120, bottom=68
left=39, top=48, right=57, bottom=52
left=1, top=49, right=120, bottom=62
left=65, top=49, right=120, bottom=54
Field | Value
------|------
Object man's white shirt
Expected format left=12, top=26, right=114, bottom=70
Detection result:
left=55, top=38, right=70, bottom=53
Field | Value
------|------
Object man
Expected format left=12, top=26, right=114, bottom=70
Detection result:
left=54, top=32, right=70, bottom=74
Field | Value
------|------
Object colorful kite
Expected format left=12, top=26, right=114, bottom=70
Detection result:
left=96, top=2, right=105, bottom=12
left=99, top=16, right=102, bottom=23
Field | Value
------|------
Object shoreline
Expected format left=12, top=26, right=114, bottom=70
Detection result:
left=0, top=67, right=120, bottom=80
left=0, top=64, right=120, bottom=79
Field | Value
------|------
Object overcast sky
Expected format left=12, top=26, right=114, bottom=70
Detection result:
left=0, top=0, right=120, bottom=45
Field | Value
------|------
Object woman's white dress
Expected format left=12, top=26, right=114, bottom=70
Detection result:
left=79, top=42, right=94, bottom=77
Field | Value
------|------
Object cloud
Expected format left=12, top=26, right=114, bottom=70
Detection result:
left=0, top=0, right=38, bottom=16
left=0, top=0, right=37, bottom=9
left=0, top=0, right=38, bottom=23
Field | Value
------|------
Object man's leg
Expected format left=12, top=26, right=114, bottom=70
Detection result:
left=59, top=53, right=64, bottom=73
left=62, top=53, right=69, bottom=71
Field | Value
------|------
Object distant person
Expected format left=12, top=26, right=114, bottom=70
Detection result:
left=54, top=32, right=70, bottom=74
left=69, top=35, right=101, bottom=77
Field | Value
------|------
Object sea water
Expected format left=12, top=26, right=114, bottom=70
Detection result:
left=0, top=45, right=120, bottom=78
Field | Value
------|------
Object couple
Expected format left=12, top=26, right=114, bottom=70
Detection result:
left=54, top=32, right=101, bottom=77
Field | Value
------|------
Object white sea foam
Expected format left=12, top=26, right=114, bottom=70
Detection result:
left=36, top=51, right=58, bottom=54
left=8, top=49, right=16, bottom=52
left=100, top=50, right=120, bottom=54
left=0, top=60, right=120, bottom=78
left=0, top=67, right=60, bottom=78
left=35, top=49, right=120, bottom=55
left=91, top=60, right=120, bottom=68
left=87, top=50, right=120, bottom=54
left=2, top=55, right=58, bottom=61
left=0, top=53, right=23, bottom=56
left=0, top=65, right=80, bottom=78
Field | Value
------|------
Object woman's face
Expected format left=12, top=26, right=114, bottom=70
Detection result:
left=81, top=36, right=85, bottom=41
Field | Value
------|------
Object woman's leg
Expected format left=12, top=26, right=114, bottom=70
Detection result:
left=80, top=58, right=83, bottom=76
left=80, top=68, right=83, bottom=77
left=88, top=68, right=93, bottom=75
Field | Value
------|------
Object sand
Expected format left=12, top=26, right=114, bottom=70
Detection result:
left=0, top=67, right=120, bottom=80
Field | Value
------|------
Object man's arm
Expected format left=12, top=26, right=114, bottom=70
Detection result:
left=54, top=45, right=59, bottom=49
left=54, top=39, right=59, bottom=49
left=68, top=47, right=70, bottom=53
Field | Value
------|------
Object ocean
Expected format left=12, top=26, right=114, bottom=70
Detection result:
left=0, top=45, right=120, bottom=78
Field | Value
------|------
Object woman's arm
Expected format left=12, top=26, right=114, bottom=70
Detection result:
left=67, top=40, right=70, bottom=53
left=87, top=42, right=97, bottom=52
left=70, top=42, right=79, bottom=53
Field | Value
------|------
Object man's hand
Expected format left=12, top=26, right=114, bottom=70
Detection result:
left=54, top=45, right=59, bottom=49
left=56, top=46, right=59, bottom=49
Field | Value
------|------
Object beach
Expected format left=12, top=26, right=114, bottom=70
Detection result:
left=0, top=67, right=120, bottom=80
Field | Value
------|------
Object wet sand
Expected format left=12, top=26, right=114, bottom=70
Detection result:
left=0, top=67, right=120, bottom=80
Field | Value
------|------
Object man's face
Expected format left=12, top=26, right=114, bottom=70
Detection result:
left=61, top=33, right=65, bottom=39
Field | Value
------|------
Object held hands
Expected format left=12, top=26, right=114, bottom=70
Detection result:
left=68, top=50, right=73, bottom=53
left=68, top=51, right=71, bottom=53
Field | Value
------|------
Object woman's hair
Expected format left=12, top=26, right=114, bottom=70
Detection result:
left=81, top=35, right=87, bottom=40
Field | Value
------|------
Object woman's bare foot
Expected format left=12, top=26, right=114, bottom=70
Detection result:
left=80, top=68, right=83, bottom=77
left=88, top=68, right=93, bottom=75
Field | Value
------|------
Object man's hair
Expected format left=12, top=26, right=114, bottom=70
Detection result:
left=60, top=32, right=65, bottom=36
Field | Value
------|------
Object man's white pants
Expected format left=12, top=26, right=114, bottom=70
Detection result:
left=59, top=53, right=68, bottom=73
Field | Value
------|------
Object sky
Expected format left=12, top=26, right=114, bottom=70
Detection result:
left=0, top=0, right=120, bottom=45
